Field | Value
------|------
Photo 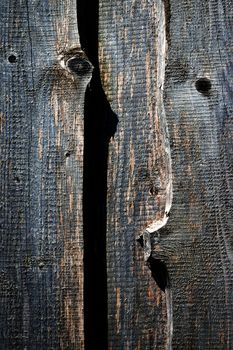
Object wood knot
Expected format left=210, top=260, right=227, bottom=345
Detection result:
left=67, top=56, right=92, bottom=76
left=59, top=48, right=93, bottom=77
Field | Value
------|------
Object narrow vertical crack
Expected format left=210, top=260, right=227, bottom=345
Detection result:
left=163, top=0, right=171, bottom=44
left=76, top=1, right=118, bottom=349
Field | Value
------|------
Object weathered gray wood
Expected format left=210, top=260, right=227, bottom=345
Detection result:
left=99, top=1, right=171, bottom=348
left=0, top=1, right=92, bottom=348
left=161, top=0, right=233, bottom=348
left=99, top=0, right=232, bottom=349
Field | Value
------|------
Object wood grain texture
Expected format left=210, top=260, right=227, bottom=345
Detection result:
left=99, top=0, right=232, bottom=349
left=99, top=1, right=171, bottom=348
left=160, top=0, right=233, bottom=348
left=0, top=1, right=92, bottom=348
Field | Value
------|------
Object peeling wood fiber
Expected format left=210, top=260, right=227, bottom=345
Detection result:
left=0, top=1, right=92, bottom=349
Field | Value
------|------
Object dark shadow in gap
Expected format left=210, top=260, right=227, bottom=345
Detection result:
left=147, top=256, right=170, bottom=292
left=137, top=237, right=170, bottom=292
left=77, top=1, right=118, bottom=349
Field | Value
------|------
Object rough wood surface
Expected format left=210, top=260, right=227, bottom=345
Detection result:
left=99, top=1, right=171, bottom=348
left=160, top=0, right=233, bottom=348
left=99, top=0, right=233, bottom=349
left=0, top=1, right=92, bottom=348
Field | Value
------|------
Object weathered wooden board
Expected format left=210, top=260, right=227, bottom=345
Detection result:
left=161, top=0, right=233, bottom=348
left=99, top=1, right=171, bottom=348
left=99, top=0, right=233, bottom=349
left=0, top=1, right=92, bottom=348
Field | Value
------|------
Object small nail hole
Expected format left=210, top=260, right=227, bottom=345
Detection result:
left=8, top=55, right=17, bottom=63
left=65, top=151, right=71, bottom=158
left=14, top=177, right=20, bottom=184
left=195, top=78, right=211, bottom=94
left=149, top=186, right=159, bottom=196
left=38, top=262, right=45, bottom=269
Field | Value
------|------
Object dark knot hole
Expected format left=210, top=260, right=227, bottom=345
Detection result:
left=195, top=77, right=211, bottom=94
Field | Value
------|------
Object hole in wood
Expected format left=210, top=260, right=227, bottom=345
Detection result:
left=137, top=235, right=144, bottom=248
left=14, top=176, right=20, bottom=184
left=149, top=186, right=159, bottom=196
left=38, top=262, right=45, bottom=270
left=147, top=256, right=170, bottom=292
left=195, top=77, right=211, bottom=94
left=8, top=54, right=17, bottom=63
left=65, top=151, right=71, bottom=158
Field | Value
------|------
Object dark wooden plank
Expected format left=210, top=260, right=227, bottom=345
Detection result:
left=99, top=0, right=232, bottom=349
left=160, top=0, right=233, bottom=348
left=0, top=1, right=92, bottom=348
left=99, top=1, right=171, bottom=348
